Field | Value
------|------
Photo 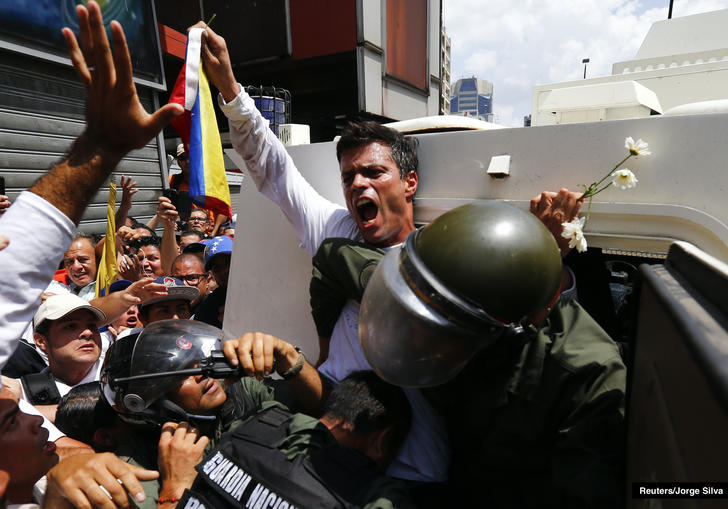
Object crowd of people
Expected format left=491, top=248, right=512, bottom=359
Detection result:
left=0, top=2, right=627, bottom=508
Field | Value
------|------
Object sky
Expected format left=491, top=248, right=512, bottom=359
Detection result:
left=443, top=0, right=728, bottom=126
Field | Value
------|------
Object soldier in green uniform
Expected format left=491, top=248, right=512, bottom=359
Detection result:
left=310, top=201, right=626, bottom=508
left=101, top=320, right=301, bottom=507
left=178, top=371, right=416, bottom=509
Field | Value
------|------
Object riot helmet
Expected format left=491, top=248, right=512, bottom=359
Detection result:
left=359, top=201, right=562, bottom=387
left=102, top=319, right=225, bottom=424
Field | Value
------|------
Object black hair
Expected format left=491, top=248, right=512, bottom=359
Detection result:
left=72, top=231, right=97, bottom=248
left=137, top=235, right=162, bottom=248
left=131, top=223, right=158, bottom=238
left=180, top=230, right=206, bottom=239
left=34, top=318, right=53, bottom=338
left=55, top=382, right=122, bottom=450
left=323, top=371, right=411, bottom=453
left=336, top=121, right=419, bottom=180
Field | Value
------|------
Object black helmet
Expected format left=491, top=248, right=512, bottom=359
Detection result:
left=101, top=319, right=224, bottom=424
left=359, top=201, right=562, bottom=387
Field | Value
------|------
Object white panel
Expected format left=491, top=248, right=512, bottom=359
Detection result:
left=360, top=0, right=382, bottom=47
left=428, top=0, right=440, bottom=75
left=382, top=81, right=430, bottom=120
left=363, top=48, right=383, bottom=115
left=223, top=143, right=343, bottom=360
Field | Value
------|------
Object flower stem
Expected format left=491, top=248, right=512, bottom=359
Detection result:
left=577, top=153, right=633, bottom=200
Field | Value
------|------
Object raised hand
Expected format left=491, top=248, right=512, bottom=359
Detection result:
left=61, top=1, right=182, bottom=161
left=157, top=196, right=179, bottom=229
left=188, top=22, right=241, bottom=102
left=119, top=175, right=139, bottom=209
left=157, top=421, right=209, bottom=504
left=530, top=188, right=583, bottom=258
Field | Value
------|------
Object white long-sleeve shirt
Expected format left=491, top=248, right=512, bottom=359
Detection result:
left=0, top=192, right=75, bottom=382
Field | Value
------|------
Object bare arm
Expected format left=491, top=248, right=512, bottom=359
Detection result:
left=115, top=175, right=138, bottom=228
left=212, top=213, right=227, bottom=236
left=31, top=2, right=182, bottom=226
left=88, top=277, right=167, bottom=323
left=156, top=197, right=180, bottom=274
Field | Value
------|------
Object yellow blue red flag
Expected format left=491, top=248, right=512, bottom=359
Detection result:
left=168, top=27, right=232, bottom=218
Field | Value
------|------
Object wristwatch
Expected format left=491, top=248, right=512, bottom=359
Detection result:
left=279, top=347, right=305, bottom=380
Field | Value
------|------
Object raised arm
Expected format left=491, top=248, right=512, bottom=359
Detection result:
left=30, top=1, right=182, bottom=224
left=191, top=22, right=355, bottom=255
left=0, top=1, right=181, bottom=373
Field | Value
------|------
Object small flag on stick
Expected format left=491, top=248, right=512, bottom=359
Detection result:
left=96, top=181, right=118, bottom=298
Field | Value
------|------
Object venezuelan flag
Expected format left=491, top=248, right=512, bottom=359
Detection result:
left=169, top=27, right=232, bottom=218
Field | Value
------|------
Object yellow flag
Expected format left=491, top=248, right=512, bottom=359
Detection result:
left=96, top=181, right=118, bottom=298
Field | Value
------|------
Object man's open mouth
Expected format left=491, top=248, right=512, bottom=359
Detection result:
left=356, top=198, right=379, bottom=226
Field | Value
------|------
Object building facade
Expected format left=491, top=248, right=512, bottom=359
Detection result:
left=440, top=26, right=451, bottom=114
left=532, top=9, right=728, bottom=126
left=450, top=77, right=494, bottom=121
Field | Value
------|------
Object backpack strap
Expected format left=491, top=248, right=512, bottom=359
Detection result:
left=20, top=372, right=61, bottom=405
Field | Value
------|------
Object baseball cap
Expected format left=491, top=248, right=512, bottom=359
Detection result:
left=139, top=276, right=200, bottom=309
left=204, top=236, right=234, bottom=271
left=34, top=294, right=107, bottom=329
left=99, top=279, right=133, bottom=297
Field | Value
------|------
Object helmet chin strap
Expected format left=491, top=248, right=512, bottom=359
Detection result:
left=159, top=398, right=217, bottom=423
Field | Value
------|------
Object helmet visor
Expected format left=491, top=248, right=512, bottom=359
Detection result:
left=359, top=246, right=505, bottom=388
left=123, top=320, right=223, bottom=412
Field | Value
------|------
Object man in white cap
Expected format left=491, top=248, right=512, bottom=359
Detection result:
left=16, top=294, right=107, bottom=418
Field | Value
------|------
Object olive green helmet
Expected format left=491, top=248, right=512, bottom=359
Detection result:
left=359, top=201, right=563, bottom=387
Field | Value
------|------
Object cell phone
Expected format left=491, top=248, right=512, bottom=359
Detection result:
left=162, top=188, right=192, bottom=219
left=177, top=190, right=192, bottom=219
left=163, top=188, right=178, bottom=208
left=0, top=176, right=5, bottom=196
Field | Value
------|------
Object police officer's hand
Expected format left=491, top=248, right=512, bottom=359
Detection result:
left=157, top=422, right=209, bottom=500
left=44, top=452, right=158, bottom=509
left=189, top=22, right=240, bottom=102
left=223, top=332, right=299, bottom=380
left=530, top=188, right=583, bottom=257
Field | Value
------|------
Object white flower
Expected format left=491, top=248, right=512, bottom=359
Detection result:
left=611, top=169, right=638, bottom=190
left=625, top=137, right=651, bottom=156
left=561, top=216, right=588, bottom=253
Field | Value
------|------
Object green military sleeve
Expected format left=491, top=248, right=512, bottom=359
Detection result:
left=310, top=238, right=384, bottom=337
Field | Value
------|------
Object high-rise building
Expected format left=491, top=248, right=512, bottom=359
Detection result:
left=440, top=27, right=451, bottom=114
left=450, top=77, right=494, bottom=122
